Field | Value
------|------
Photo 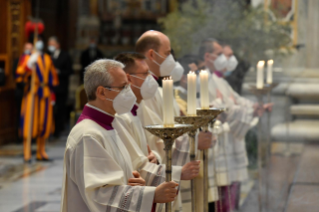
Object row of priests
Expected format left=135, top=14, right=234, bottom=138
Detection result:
left=59, top=31, right=271, bottom=212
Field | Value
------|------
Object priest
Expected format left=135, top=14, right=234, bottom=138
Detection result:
left=113, top=52, right=203, bottom=211
left=198, top=38, right=271, bottom=211
left=60, top=59, right=179, bottom=212
left=113, top=52, right=201, bottom=177
left=135, top=31, right=214, bottom=211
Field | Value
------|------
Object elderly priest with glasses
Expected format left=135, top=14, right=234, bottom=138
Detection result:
left=60, top=59, right=178, bottom=212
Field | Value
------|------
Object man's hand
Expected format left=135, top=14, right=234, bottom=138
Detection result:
left=27, top=52, right=39, bottom=69
left=263, top=103, right=273, bottom=112
left=198, top=131, right=213, bottom=150
left=154, top=181, right=179, bottom=203
left=147, top=145, right=157, bottom=164
left=253, top=103, right=264, bottom=117
left=128, top=171, right=145, bottom=186
left=181, top=160, right=200, bottom=180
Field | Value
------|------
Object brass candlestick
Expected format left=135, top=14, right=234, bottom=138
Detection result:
left=175, top=115, right=212, bottom=212
left=196, top=108, right=224, bottom=212
left=144, top=123, right=193, bottom=212
left=249, top=83, right=278, bottom=212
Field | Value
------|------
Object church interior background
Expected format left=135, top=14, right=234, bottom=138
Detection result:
left=0, top=0, right=319, bottom=211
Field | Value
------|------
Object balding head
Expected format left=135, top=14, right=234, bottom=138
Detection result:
left=135, top=30, right=172, bottom=77
left=136, top=31, right=167, bottom=54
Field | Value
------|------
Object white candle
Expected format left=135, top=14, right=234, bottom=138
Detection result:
left=162, top=77, right=174, bottom=126
left=200, top=70, right=209, bottom=109
left=187, top=71, right=197, bottom=116
left=267, top=60, right=273, bottom=84
left=256, top=61, right=265, bottom=89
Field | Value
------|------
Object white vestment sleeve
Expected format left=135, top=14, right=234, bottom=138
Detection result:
left=69, top=135, right=156, bottom=212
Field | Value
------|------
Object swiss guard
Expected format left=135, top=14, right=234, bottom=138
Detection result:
left=16, top=20, right=59, bottom=162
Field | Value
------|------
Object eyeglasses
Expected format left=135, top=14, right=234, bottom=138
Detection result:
left=130, top=71, right=150, bottom=78
left=104, top=83, right=130, bottom=92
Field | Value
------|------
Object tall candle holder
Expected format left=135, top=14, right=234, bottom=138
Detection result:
left=196, top=108, right=224, bottom=212
left=249, top=83, right=278, bottom=212
left=174, top=115, right=212, bottom=212
left=144, top=123, right=193, bottom=212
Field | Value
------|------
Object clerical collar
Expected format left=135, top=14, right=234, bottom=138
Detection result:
left=77, top=104, right=114, bottom=130
left=214, top=71, right=224, bottom=78
left=131, top=104, right=139, bottom=116
left=150, top=71, right=158, bottom=81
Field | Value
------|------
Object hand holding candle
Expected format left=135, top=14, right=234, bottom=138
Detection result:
left=163, top=77, right=174, bottom=126
left=187, top=71, right=197, bottom=116
left=200, top=70, right=209, bottom=109
left=256, top=61, right=265, bottom=89
left=267, top=60, right=273, bottom=84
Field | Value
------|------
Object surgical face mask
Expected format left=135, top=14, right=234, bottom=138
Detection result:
left=35, top=40, right=44, bottom=51
left=48, top=45, right=56, bottom=53
left=211, top=54, right=227, bottom=71
left=223, top=71, right=233, bottom=77
left=24, top=50, right=31, bottom=55
left=226, top=55, right=238, bottom=72
left=106, top=85, right=137, bottom=115
left=152, top=51, right=176, bottom=77
left=130, top=74, right=159, bottom=99
left=171, top=62, right=184, bottom=82
left=89, top=43, right=96, bottom=49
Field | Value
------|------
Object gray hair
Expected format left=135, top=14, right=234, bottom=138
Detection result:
left=48, top=36, right=60, bottom=44
left=198, top=38, right=218, bottom=60
left=84, top=59, right=125, bottom=101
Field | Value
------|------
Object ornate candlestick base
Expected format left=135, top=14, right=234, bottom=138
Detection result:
left=196, top=108, right=224, bottom=212
left=175, top=115, right=212, bottom=212
left=144, top=124, right=193, bottom=212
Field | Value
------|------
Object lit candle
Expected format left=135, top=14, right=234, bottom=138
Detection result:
left=267, top=60, right=273, bottom=84
left=256, top=61, right=265, bottom=89
left=187, top=71, right=197, bottom=115
left=162, top=77, right=174, bottom=126
left=200, top=70, right=209, bottom=109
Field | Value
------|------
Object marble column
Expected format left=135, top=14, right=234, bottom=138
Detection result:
left=306, top=0, right=319, bottom=69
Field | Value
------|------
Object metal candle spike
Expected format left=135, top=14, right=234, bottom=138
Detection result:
left=196, top=108, right=224, bottom=212
left=175, top=116, right=212, bottom=212
left=144, top=124, right=193, bottom=212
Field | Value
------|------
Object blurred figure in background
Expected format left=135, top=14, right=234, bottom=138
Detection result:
left=223, top=44, right=250, bottom=95
left=14, top=42, right=33, bottom=142
left=16, top=37, right=59, bottom=162
left=79, top=37, right=104, bottom=83
left=198, top=38, right=272, bottom=212
left=47, top=36, right=73, bottom=137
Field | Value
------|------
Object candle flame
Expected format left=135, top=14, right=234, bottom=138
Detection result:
left=257, top=61, right=265, bottom=68
left=188, top=70, right=195, bottom=74
left=268, top=60, right=274, bottom=65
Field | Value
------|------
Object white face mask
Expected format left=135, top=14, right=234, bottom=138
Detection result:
left=171, top=62, right=184, bottom=82
left=35, top=40, right=44, bottom=51
left=211, top=54, right=227, bottom=71
left=48, top=45, right=56, bottom=53
left=152, top=51, right=176, bottom=77
left=106, top=85, right=137, bottom=115
left=226, top=55, right=238, bottom=72
left=130, top=74, right=159, bottom=100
